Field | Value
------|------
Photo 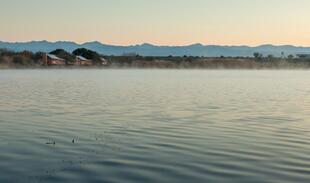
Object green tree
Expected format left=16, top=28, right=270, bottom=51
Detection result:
left=253, top=52, right=263, bottom=61
left=50, top=49, right=75, bottom=62
left=267, top=54, right=274, bottom=60
left=72, top=48, right=102, bottom=65
left=287, top=54, right=294, bottom=60
left=32, top=52, right=44, bottom=64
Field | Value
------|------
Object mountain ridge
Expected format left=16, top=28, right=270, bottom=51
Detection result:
left=1, top=41, right=310, bottom=57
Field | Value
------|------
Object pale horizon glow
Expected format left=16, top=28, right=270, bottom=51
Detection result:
left=1, top=0, right=310, bottom=46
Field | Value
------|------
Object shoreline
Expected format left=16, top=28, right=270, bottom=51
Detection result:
left=2, top=48, right=310, bottom=70
left=2, top=65, right=310, bottom=70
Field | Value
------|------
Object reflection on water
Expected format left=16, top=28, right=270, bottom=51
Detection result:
left=0, top=70, right=310, bottom=183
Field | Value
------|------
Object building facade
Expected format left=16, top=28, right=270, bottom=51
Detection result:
left=43, top=54, right=66, bottom=66
left=75, top=56, right=93, bottom=66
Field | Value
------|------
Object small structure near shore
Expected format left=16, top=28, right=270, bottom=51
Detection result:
left=43, top=54, right=66, bottom=66
left=101, top=57, right=109, bottom=66
left=75, top=56, right=93, bottom=66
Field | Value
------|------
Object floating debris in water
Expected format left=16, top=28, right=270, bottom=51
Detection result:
left=46, top=141, right=55, bottom=145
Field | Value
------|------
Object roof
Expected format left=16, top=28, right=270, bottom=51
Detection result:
left=101, top=57, right=107, bottom=61
left=76, top=55, right=89, bottom=61
left=47, top=54, right=64, bottom=61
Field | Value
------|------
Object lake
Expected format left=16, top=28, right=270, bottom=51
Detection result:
left=0, top=69, right=310, bottom=183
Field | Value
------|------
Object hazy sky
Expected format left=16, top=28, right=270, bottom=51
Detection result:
left=1, top=0, right=310, bottom=46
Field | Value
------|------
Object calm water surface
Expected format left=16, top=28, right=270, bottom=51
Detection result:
left=0, top=70, right=310, bottom=183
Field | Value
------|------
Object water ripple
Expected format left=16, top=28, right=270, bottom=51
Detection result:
left=1, top=70, right=310, bottom=183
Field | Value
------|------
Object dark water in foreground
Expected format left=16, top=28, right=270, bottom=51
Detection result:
left=0, top=70, right=310, bottom=183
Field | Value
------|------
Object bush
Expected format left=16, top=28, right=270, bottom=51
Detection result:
left=0, top=49, right=15, bottom=57
left=12, top=55, right=33, bottom=65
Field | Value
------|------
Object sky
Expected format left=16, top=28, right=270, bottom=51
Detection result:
left=1, top=0, right=310, bottom=46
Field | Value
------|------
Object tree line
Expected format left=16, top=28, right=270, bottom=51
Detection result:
left=1, top=48, right=310, bottom=68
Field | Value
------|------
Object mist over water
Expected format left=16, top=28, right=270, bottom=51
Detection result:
left=0, top=70, right=310, bottom=183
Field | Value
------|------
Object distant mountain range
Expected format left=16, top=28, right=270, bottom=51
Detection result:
left=1, top=41, right=310, bottom=57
